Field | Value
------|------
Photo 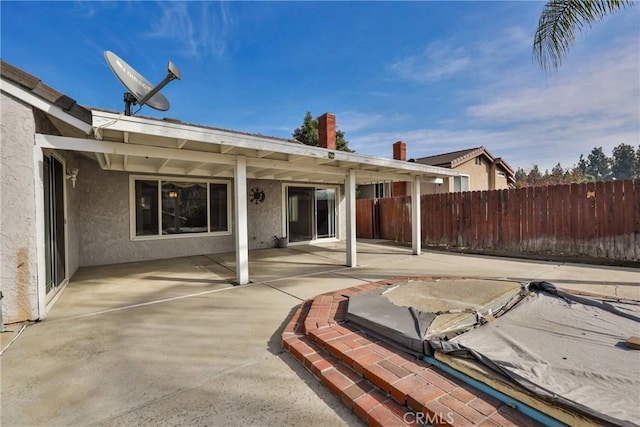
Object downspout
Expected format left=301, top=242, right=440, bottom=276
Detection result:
left=422, top=355, right=565, bottom=427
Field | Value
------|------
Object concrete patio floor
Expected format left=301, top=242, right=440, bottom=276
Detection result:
left=2, top=241, right=638, bottom=426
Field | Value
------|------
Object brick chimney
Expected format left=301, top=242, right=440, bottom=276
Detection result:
left=392, top=141, right=407, bottom=196
left=393, top=141, right=406, bottom=161
left=318, top=113, right=336, bottom=150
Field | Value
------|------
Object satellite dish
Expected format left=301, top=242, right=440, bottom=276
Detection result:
left=104, top=50, right=181, bottom=116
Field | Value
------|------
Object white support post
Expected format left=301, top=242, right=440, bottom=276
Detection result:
left=234, top=156, right=249, bottom=284
left=33, top=146, right=47, bottom=320
left=412, top=176, right=421, bottom=255
left=346, top=169, right=357, bottom=267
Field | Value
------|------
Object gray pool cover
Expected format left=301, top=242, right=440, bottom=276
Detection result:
left=347, top=281, right=640, bottom=426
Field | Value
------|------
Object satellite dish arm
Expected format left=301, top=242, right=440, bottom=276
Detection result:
left=138, top=61, right=181, bottom=107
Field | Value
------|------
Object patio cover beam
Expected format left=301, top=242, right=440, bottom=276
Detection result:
left=35, top=135, right=237, bottom=166
left=355, top=170, right=415, bottom=183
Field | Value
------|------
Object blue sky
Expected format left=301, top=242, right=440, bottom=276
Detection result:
left=2, top=1, right=638, bottom=172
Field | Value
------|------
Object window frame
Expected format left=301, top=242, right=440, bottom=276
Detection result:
left=281, top=183, right=340, bottom=245
left=453, top=174, right=470, bottom=192
left=129, top=175, right=232, bottom=241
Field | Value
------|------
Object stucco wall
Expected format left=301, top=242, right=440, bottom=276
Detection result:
left=455, top=158, right=490, bottom=191
left=63, top=152, right=82, bottom=278
left=421, top=178, right=451, bottom=195
left=494, top=173, right=510, bottom=190
left=69, top=157, right=348, bottom=266
left=76, top=158, right=235, bottom=266
left=247, top=179, right=283, bottom=249
left=0, top=93, right=39, bottom=323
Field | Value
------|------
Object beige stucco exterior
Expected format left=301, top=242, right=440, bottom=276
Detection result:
left=1, top=92, right=40, bottom=323
left=421, top=156, right=512, bottom=195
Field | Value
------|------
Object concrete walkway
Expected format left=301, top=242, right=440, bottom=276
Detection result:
left=2, top=241, right=638, bottom=426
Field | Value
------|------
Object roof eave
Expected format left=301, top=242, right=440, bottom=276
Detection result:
left=91, top=109, right=459, bottom=178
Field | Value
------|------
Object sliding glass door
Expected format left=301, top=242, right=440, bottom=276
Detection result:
left=316, top=189, right=336, bottom=239
left=43, top=154, right=66, bottom=298
left=286, top=186, right=336, bottom=243
left=287, top=187, right=314, bottom=242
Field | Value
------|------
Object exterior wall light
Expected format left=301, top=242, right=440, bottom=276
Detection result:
left=66, top=168, right=79, bottom=188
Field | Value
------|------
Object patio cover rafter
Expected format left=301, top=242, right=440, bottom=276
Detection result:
left=91, top=110, right=459, bottom=183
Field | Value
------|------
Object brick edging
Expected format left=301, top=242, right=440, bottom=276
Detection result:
left=282, top=277, right=541, bottom=427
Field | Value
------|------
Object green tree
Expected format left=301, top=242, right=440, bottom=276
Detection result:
left=514, top=167, right=528, bottom=188
left=533, top=0, right=634, bottom=71
left=586, top=146, right=611, bottom=180
left=549, top=163, right=565, bottom=185
left=527, top=165, right=543, bottom=185
left=292, top=112, right=354, bottom=152
left=551, top=163, right=564, bottom=176
left=576, top=154, right=588, bottom=175
left=567, top=167, right=591, bottom=183
left=611, top=143, right=637, bottom=180
left=293, top=112, right=318, bottom=147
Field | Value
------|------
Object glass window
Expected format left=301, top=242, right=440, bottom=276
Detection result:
left=132, top=177, right=229, bottom=238
left=316, top=189, right=336, bottom=239
left=134, top=180, right=159, bottom=236
left=453, top=176, right=470, bottom=192
left=209, top=183, right=228, bottom=232
left=286, top=186, right=337, bottom=243
left=374, top=183, right=384, bottom=198
left=162, top=181, right=208, bottom=234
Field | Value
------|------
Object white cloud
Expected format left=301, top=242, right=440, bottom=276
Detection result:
left=351, top=120, right=638, bottom=173
left=373, top=24, right=639, bottom=173
left=350, top=128, right=509, bottom=160
left=147, top=2, right=232, bottom=58
left=466, top=41, right=639, bottom=125
left=390, top=40, right=471, bottom=82
left=337, top=111, right=408, bottom=134
left=389, top=27, right=531, bottom=83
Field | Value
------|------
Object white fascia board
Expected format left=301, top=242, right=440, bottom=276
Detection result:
left=35, top=134, right=236, bottom=165
left=92, top=111, right=328, bottom=158
left=1, top=79, right=93, bottom=135
left=355, top=170, right=415, bottom=183
left=423, top=177, right=444, bottom=184
left=91, top=110, right=458, bottom=178
left=247, top=157, right=346, bottom=176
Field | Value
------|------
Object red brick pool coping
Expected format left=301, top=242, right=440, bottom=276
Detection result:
left=281, top=277, right=542, bottom=427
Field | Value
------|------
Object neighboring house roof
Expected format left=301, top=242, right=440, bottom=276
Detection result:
left=415, top=146, right=515, bottom=183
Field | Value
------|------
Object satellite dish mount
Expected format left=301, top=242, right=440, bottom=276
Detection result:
left=104, top=51, right=181, bottom=116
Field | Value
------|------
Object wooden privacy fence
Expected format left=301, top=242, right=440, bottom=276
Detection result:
left=356, top=179, right=640, bottom=261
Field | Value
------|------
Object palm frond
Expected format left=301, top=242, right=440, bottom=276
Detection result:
left=533, top=0, right=634, bottom=72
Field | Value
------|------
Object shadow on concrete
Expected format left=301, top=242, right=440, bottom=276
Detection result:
left=267, top=305, right=366, bottom=426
